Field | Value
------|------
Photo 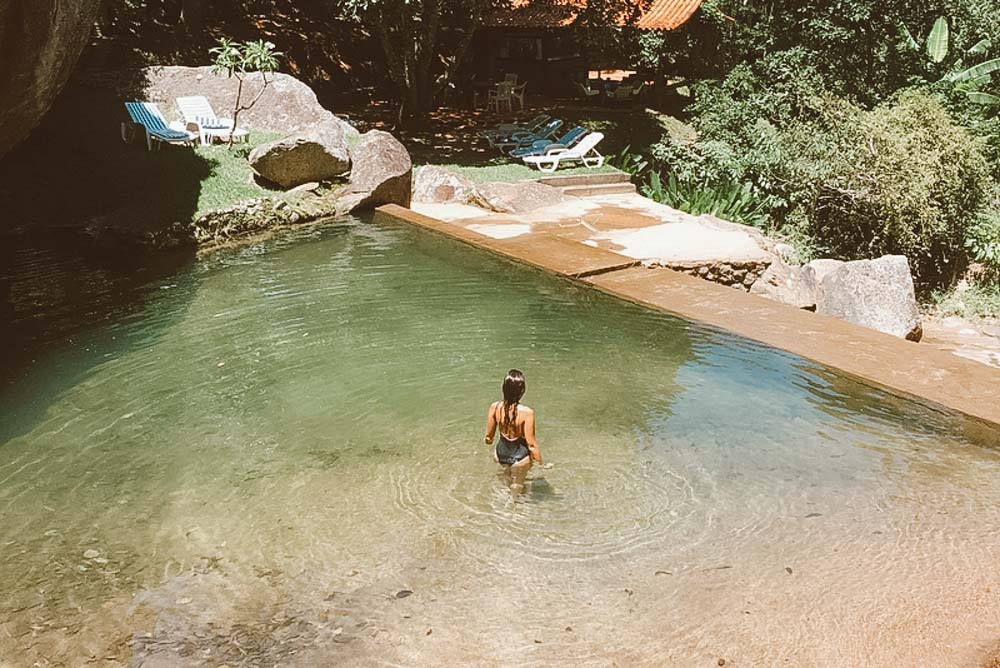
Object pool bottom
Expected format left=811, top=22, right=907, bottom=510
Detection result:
left=1, top=219, right=999, bottom=667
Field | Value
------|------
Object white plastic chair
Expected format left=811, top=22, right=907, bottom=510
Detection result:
left=511, top=82, right=527, bottom=110
left=522, top=131, right=605, bottom=173
left=487, top=82, right=514, bottom=114
left=576, top=82, right=600, bottom=100
left=504, top=73, right=519, bottom=84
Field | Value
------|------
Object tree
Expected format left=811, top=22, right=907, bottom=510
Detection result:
left=341, top=0, right=497, bottom=126
left=342, top=0, right=648, bottom=127
left=209, top=38, right=283, bottom=145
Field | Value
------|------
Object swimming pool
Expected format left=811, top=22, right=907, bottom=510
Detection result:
left=2, top=217, right=999, bottom=666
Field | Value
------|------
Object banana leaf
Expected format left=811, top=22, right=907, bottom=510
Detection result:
left=967, top=91, right=1000, bottom=106
left=951, top=58, right=1000, bottom=82
left=968, top=38, right=992, bottom=56
left=927, top=16, right=949, bottom=64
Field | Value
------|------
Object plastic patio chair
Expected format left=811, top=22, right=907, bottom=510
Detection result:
left=487, top=82, right=514, bottom=114
left=511, top=82, right=527, bottom=111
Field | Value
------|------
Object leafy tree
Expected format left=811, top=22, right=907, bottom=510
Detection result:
left=341, top=0, right=649, bottom=127
left=210, top=38, right=283, bottom=145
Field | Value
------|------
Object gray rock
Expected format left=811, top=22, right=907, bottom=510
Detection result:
left=750, top=258, right=820, bottom=310
left=0, top=0, right=102, bottom=158
left=475, top=181, right=568, bottom=214
left=343, top=130, right=412, bottom=210
left=142, top=66, right=361, bottom=141
left=805, top=258, right=845, bottom=283
left=816, top=255, right=923, bottom=341
left=249, top=119, right=351, bottom=188
left=412, top=166, right=478, bottom=205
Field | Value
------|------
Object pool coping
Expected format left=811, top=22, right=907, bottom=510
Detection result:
left=375, top=204, right=1000, bottom=432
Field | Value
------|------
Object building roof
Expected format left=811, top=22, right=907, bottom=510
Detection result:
left=636, top=0, right=703, bottom=29
left=484, top=0, right=703, bottom=30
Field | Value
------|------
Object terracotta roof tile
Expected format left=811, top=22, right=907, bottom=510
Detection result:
left=636, top=0, right=703, bottom=30
left=485, top=0, right=702, bottom=30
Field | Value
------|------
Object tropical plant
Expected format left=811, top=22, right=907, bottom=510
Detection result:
left=210, top=38, right=282, bottom=145
left=641, top=172, right=769, bottom=229
left=609, top=145, right=650, bottom=182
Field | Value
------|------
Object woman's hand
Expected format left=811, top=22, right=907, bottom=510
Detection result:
left=541, top=462, right=554, bottom=470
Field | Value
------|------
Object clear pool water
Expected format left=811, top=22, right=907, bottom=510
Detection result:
left=1, top=218, right=999, bottom=667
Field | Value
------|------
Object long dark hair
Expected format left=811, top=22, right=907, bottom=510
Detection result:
left=500, top=369, right=526, bottom=431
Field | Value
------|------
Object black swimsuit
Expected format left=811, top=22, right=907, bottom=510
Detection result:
left=496, top=434, right=530, bottom=466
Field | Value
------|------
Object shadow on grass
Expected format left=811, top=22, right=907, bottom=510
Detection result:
left=0, top=68, right=217, bottom=233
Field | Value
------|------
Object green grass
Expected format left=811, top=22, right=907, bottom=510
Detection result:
left=929, top=281, right=1000, bottom=318
left=429, top=162, right=623, bottom=184
left=191, top=132, right=284, bottom=215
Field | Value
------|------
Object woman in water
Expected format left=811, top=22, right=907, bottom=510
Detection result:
left=484, top=369, right=545, bottom=497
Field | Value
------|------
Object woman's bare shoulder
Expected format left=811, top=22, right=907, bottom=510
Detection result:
left=519, top=404, right=534, bottom=415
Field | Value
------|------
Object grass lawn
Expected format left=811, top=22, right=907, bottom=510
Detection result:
left=190, top=132, right=284, bottom=215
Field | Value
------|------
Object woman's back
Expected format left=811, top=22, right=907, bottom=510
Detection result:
left=493, top=400, right=532, bottom=440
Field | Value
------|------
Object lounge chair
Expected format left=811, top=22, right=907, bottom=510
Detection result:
left=483, top=114, right=549, bottom=143
left=522, top=131, right=604, bottom=173
left=492, top=118, right=563, bottom=152
left=176, top=95, right=249, bottom=146
left=124, top=101, right=196, bottom=151
left=509, top=125, right=587, bottom=158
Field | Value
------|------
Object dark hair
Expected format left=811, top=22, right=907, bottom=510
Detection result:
left=501, top=369, right=526, bottom=431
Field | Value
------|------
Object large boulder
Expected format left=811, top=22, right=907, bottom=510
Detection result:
left=413, top=166, right=478, bottom=205
left=141, top=66, right=361, bottom=140
left=750, top=258, right=820, bottom=310
left=816, top=255, right=923, bottom=341
left=475, top=180, right=568, bottom=214
left=249, top=119, right=351, bottom=188
left=0, top=0, right=102, bottom=158
left=342, top=130, right=412, bottom=210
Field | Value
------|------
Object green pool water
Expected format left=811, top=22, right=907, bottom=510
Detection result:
left=1, top=217, right=999, bottom=667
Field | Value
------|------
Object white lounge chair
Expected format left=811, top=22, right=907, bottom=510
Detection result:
left=124, top=101, right=196, bottom=151
left=522, top=131, right=604, bottom=173
left=176, top=95, right=249, bottom=146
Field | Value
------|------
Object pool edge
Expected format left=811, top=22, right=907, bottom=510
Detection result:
left=374, top=204, right=1000, bottom=434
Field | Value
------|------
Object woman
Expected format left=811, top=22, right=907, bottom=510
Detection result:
left=484, top=369, right=546, bottom=497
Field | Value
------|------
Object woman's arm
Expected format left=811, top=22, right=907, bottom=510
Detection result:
left=484, top=402, right=498, bottom=444
left=523, top=410, right=542, bottom=464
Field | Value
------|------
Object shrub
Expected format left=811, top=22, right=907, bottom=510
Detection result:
left=966, top=207, right=1000, bottom=276
left=784, top=90, right=992, bottom=287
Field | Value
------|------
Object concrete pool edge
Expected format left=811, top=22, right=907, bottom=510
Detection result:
left=374, top=204, right=1000, bottom=432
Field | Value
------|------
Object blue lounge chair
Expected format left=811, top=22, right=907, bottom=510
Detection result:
left=509, top=125, right=588, bottom=158
left=492, top=118, right=563, bottom=152
left=483, top=114, right=550, bottom=146
left=124, top=101, right=195, bottom=151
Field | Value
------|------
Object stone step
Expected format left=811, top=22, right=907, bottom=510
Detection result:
left=561, top=182, right=637, bottom=197
left=535, top=171, right=631, bottom=188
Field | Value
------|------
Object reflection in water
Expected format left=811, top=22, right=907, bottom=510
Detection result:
left=1, top=219, right=999, bottom=667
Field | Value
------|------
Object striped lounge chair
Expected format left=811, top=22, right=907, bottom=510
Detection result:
left=176, top=96, right=249, bottom=146
left=124, top=101, right=196, bottom=151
